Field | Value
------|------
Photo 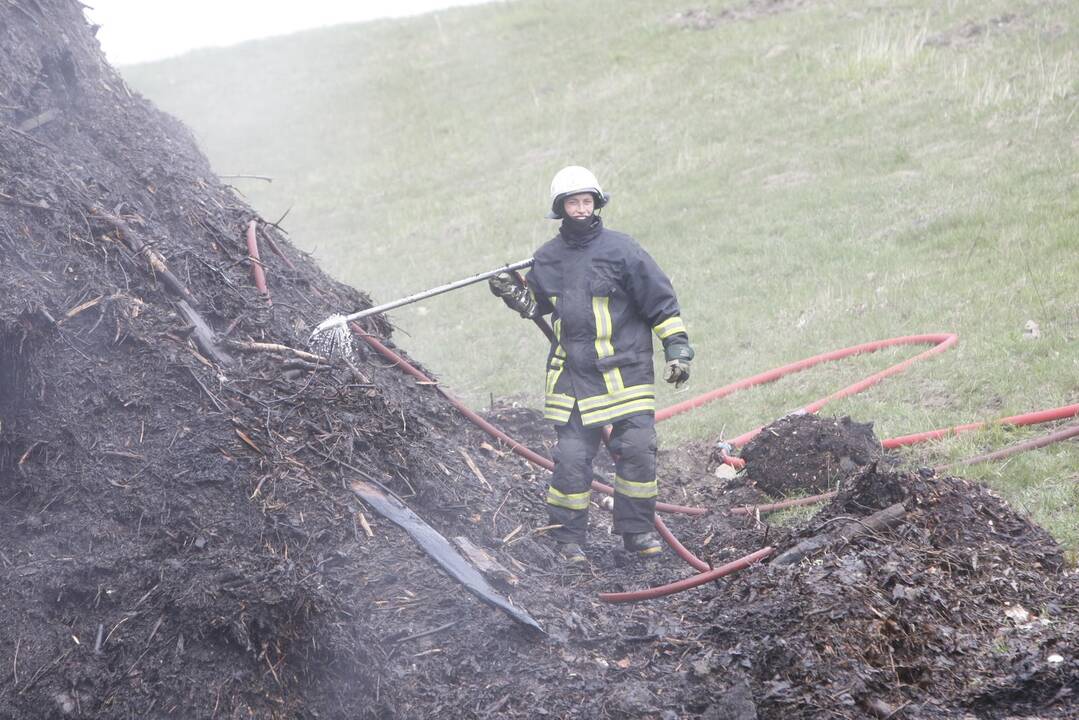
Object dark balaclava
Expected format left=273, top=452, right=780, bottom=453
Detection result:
left=558, top=196, right=604, bottom=247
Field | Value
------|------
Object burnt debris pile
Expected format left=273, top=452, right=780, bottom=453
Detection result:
left=0, top=2, right=520, bottom=717
left=0, top=3, right=1075, bottom=719
left=740, top=413, right=884, bottom=496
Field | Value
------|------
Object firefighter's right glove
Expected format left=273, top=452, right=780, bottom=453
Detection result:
left=663, top=341, right=694, bottom=389
left=488, top=272, right=538, bottom=319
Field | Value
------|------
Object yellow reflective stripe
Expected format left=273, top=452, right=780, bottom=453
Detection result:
left=614, top=475, right=658, bottom=499
left=552, top=307, right=567, bottom=359
left=591, top=296, right=624, bottom=393
left=544, top=393, right=574, bottom=422
left=546, top=363, right=565, bottom=395
left=545, top=369, right=561, bottom=395
left=653, top=316, right=687, bottom=340
left=580, top=397, right=656, bottom=426
left=578, top=384, right=655, bottom=412
left=544, top=407, right=572, bottom=423
left=592, top=297, right=620, bottom=392
left=547, top=487, right=590, bottom=510
left=545, top=393, right=575, bottom=409
left=592, top=296, right=614, bottom=359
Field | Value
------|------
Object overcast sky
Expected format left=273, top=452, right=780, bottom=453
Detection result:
left=83, top=0, right=499, bottom=66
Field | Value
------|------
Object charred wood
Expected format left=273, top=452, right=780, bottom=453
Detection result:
left=772, top=502, right=906, bottom=567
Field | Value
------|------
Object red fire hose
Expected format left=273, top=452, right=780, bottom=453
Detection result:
left=884, top=405, right=1079, bottom=448
left=245, top=220, right=271, bottom=305
left=725, top=408, right=1079, bottom=517
left=599, top=547, right=775, bottom=603
left=660, top=334, right=960, bottom=469
left=724, top=407, right=1079, bottom=517
left=658, top=334, right=958, bottom=424
left=349, top=325, right=1077, bottom=601
left=728, top=491, right=839, bottom=517
left=244, top=255, right=1074, bottom=602
left=935, top=423, right=1079, bottom=471
left=654, top=515, right=711, bottom=571
left=351, top=325, right=708, bottom=517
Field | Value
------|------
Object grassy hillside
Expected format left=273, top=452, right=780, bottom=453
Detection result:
left=123, top=0, right=1078, bottom=552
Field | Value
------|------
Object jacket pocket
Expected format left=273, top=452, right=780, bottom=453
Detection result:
left=595, top=350, right=645, bottom=373
left=588, top=259, right=622, bottom=296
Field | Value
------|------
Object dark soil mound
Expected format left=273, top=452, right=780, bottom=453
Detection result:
left=0, top=3, right=469, bottom=717
left=740, top=413, right=883, bottom=496
left=1, top=4, right=1076, bottom=720
left=691, top=465, right=1077, bottom=719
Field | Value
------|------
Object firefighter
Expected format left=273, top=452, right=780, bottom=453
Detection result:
left=490, top=165, right=693, bottom=565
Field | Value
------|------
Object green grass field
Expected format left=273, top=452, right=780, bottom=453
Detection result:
left=123, top=0, right=1078, bottom=556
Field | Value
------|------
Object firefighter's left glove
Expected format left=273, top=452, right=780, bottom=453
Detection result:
left=488, top=272, right=539, bottom=319
left=663, top=341, right=694, bottom=389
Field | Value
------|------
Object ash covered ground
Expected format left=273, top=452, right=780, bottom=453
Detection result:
left=1, top=3, right=1076, bottom=718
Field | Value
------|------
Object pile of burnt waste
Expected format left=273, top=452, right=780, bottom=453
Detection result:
left=0, top=3, right=1074, bottom=719
left=466, top=410, right=1077, bottom=719
left=739, top=413, right=885, bottom=496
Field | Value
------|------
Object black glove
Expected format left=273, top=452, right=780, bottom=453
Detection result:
left=663, top=341, right=694, bottom=389
left=488, top=272, right=538, bottom=319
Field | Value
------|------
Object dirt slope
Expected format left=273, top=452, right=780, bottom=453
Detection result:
left=1, top=3, right=1075, bottom=719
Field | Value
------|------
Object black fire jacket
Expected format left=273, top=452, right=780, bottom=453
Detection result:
left=525, top=216, right=689, bottom=427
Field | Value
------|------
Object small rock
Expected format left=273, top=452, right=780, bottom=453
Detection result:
left=703, top=678, right=758, bottom=719
left=1022, top=320, right=1040, bottom=339
left=1004, top=604, right=1031, bottom=623
left=54, top=692, right=75, bottom=715
left=610, top=680, right=658, bottom=715
left=764, top=44, right=788, bottom=59
left=714, top=464, right=738, bottom=479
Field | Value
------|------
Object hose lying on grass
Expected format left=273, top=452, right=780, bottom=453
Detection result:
left=249, top=247, right=1078, bottom=601
left=352, top=325, right=1078, bottom=601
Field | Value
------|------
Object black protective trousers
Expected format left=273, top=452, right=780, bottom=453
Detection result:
left=547, top=407, right=658, bottom=544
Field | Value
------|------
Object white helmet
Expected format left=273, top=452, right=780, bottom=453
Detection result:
left=546, top=165, right=609, bottom=219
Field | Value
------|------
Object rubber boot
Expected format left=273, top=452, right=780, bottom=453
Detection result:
left=557, top=542, right=588, bottom=566
left=623, top=532, right=662, bottom=558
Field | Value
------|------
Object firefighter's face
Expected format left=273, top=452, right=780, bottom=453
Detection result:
left=561, top=193, right=595, bottom=220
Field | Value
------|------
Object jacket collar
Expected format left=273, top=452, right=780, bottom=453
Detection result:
left=559, top=215, right=603, bottom=247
